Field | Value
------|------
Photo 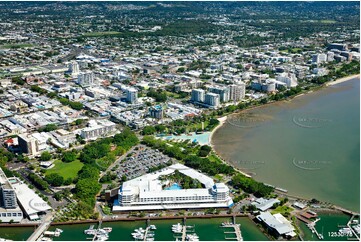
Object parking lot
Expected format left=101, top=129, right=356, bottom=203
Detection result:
left=117, top=146, right=174, bottom=180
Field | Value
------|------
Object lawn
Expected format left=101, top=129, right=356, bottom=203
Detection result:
left=208, top=153, right=223, bottom=164
left=45, top=159, right=83, bottom=180
left=187, top=120, right=210, bottom=132
left=271, top=205, right=294, bottom=216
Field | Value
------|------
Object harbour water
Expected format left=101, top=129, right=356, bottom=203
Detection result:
left=299, top=212, right=352, bottom=241
left=48, top=217, right=267, bottom=241
left=212, top=78, right=360, bottom=212
left=0, top=226, right=34, bottom=241
left=0, top=217, right=268, bottom=241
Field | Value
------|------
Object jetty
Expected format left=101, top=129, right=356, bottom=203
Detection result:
left=306, top=218, right=323, bottom=240
left=346, top=215, right=360, bottom=240
left=181, top=225, right=187, bottom=241
left=90, top=221, right=102, bottom=241
left=221, top=223, right=243, bottom=241
left=143, top=226, right=150, bottom=241
left=27, top=213, right=53, bottom=241
left=333, top=206, right=358, bottom=216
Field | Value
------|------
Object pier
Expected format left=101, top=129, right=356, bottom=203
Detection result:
left=222, top=223, right=243, bottom=241
left=27, top=213, right=53, bottom=241
left=333, top=206, right=358, bottom=216
left=306, top=218, right=323, bottom=240
left=181, top=225, right=187, bottom=241
left=91, top=221, right=102, bottom=241
left=346, top=215, right=360, bottom=240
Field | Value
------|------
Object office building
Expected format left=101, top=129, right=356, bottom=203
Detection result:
left=11, top=177, right=51, bottom=220
left=312, top=53, right=327, bottom=64
left=340, top=51, right=353, bottom=61
left=149, top=105, right=164, bottom=119
left=77, top=71, right=94, bottom=87
left=229, top=83, right=246, bottom=102
left=0, top=179, right=16, bottom=209
left=113, top=163, right=233, bottom=211
left=0, top=168, right=23, bottom=223
left=191, top=89, right=205, bottom=103
left=17, top=134, right=38, bottom=156
left=208, top=86, right=230, bottom=103
left=126, top=88, right=138, bottom=104
left=276, top=73, right=298, bottom=88
left=80, top=120, right=117, bottom=140
left=327, top=52, right=335, bottom=62
left=205, top=93, right=220, bottom=107
left=327, top=43, right=347, bottom=51
left=68, top=61, right=80, bottom=76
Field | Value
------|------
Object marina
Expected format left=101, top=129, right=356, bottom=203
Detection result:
left=221, top=222, right=243, bottom=241
left=131, top=224, right=157, bottom=241
left=45, top=217, right=268, bottom=241
left=171, top=223, right=198, bottom=241
left=84, top=221, right=112, bottom=241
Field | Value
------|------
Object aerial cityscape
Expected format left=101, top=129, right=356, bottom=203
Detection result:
left=0, top=1, right=359, bottom=241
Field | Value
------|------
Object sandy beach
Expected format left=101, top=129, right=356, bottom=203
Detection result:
left=209, top=116, right=251, bottom=178
left=326, top=74, right=360, bottom=86
left=209, top=116, right=228, bottom=147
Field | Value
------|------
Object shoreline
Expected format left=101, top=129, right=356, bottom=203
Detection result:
left=208, top=116, right=227, bottom=147
left=209, top=115, right=251, bottom=178
left=326, top=74, right=360, bottom=86
left=209, top=73, right=360, bottom=210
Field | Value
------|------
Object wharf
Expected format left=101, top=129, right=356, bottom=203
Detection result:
left=181, top=225, right=187, bottom=242
left=143, top=226, right=150, bottom=241
left=27, top=213, right=53, bottom=241
left=346, top=215, right=360, bottom=240
left=222, top=224, right=243, bottom=241
left=333, top=206, right=358, bottom=216
left=306, top=218, right=323, bottom=240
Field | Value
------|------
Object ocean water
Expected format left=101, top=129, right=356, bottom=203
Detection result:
left=212, top=78, right=360, bottom=212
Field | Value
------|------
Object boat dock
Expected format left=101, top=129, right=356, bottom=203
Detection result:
left=221, top=223, right=243, bottom=241
left=181, top=225, right=187, bottom=241
left=346, top=215, right=360, bottom=240
left=306, top=218, right=323, bottom=240
left=143, top=227, right=150, bottom=241
left=27, top=213, right=54, bottom=241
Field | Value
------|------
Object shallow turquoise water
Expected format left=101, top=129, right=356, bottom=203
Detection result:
left=162, top=132, right=211, bottom=145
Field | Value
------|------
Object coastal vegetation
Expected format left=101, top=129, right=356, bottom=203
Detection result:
left=141, top=135, right=234, bottom=176
left=231, top=174, right=274, bottom=197
left=67, top=128, right=139, bottom=218
left=141, top=135, right=274, bottom=197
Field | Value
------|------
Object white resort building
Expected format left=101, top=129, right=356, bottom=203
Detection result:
left=113, top=163, right=233, bottom=211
